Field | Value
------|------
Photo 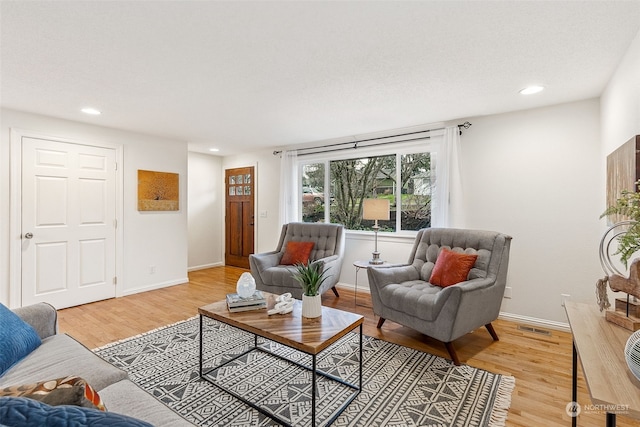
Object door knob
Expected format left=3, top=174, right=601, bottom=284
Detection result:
left=24, top=232, right=33, bottom=239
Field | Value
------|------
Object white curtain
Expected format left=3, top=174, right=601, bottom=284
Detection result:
left=431, top=126, right=461, bottom=227
left=279, top=150, right=298, bottom=225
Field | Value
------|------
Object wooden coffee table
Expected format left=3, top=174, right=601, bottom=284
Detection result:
left=198, top=292, right=364, bottom=427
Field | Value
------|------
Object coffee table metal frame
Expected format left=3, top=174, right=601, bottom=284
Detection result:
left=198, top=312, right=363, bottom=427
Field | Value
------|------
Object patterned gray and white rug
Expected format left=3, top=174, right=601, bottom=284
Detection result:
left=95, top=316, right=514, bottom=427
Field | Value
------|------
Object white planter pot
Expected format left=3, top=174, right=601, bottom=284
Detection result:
left=302, top=294, right=322, bottom=318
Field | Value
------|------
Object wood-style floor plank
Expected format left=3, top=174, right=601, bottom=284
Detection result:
left=57, top=266, right=637, bottom=427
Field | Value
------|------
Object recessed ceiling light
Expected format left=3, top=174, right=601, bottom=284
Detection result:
left=209, top=148, right=220, bottom=152
left=519, top=86, right=544, bottom=95
left=81, top=107, right=101, bottom=115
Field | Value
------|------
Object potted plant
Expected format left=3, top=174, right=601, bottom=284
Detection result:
left=601, top=182, right=640, bottom=268
left=597, top=181, right=640, bottom=328
left=292, top=262, right=328, bottom=318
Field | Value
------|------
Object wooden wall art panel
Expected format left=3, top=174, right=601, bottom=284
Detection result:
left=606, top=135, right=640, bottom=224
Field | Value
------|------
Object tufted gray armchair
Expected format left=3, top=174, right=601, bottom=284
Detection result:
left=367, top=228, right=512, bottom=365
left=249, top=222, right=345, bottom=299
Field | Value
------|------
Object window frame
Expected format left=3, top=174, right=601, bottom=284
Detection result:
left=297, top=138, right=440, bottom=236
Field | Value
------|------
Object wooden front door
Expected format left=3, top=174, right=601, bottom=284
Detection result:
left=225, top=167, right=255, bottom=268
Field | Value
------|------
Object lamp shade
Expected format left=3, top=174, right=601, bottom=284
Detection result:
left=363, top=198, right=390, bottom=221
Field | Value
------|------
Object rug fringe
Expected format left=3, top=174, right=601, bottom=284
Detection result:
left=489, top=375, right=516, bottom=427
left=92, top=315, right=199, bottom=351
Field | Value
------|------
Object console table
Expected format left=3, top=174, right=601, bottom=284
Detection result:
left=565, top=301, right=640, bottom=426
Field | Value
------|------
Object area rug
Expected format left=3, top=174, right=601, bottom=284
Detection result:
left=95, top=316, right=514, bottom=427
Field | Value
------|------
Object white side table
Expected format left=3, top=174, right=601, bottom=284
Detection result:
left=353, top=260, right=392, bottom=307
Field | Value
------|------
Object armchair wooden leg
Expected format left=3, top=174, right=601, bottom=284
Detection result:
left=331, top=286, right=340, bottom=297
left=377, top=317, right=386, bottom=328
left=485, top=323, right=499, bottom=341
left=444, top=342, right=461, bottom=366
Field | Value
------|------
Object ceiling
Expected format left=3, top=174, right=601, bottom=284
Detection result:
left=2, top=1, right=639, bottom=156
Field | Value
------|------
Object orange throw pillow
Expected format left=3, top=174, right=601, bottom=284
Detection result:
left=280, top=241, right=315, bottom=265
left=429, top=247, right=478, bottom=287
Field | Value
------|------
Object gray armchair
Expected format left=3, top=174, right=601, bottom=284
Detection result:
left=367, top=228, right=512, bottom=365
left=249, top=222, right=345, bottom=299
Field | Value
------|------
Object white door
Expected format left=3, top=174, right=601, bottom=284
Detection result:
left=21, top=137, right=117, bottom=309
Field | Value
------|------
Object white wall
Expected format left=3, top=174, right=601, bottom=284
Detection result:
left=188, top=152, right=224, bottom=270
left=458, top=99, right=603, bottom=325
left=0, top=109, right=189, bottom=306
left=599, top=28, right=640, bottom=314
left=601, top=29, right=640, bottom=156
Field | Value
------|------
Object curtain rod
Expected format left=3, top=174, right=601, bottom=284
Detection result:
left=273, top=121, right=471, bottom=156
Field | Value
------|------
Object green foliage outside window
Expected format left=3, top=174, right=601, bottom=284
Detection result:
left=301, top=151, right=432, bottom=232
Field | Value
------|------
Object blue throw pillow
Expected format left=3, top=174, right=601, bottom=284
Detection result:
left=0, top=397, right=154, bottom=427
left=0, top=303, right=42, bottom=376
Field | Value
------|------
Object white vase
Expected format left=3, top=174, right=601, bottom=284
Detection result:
left=302, top=294, right=322, bottom=318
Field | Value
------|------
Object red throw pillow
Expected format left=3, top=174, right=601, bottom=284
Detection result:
left=429, top=247, right=478, bottom=287
left=280, top=241, right=315, bottom=265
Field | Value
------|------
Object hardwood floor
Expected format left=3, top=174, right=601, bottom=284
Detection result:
left=58, top=266, right=634, bottom=427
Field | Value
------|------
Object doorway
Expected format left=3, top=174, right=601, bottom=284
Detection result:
left=225, top=166, right=255, bottom=269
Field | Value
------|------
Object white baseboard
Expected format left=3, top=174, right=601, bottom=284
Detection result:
left=188, top=262, right=224, bottom=272
left=122, top=277, right=189, bottom=297
left=498, top=311, right=570, bottom=332
left=336, top=282, right=371, bottom=293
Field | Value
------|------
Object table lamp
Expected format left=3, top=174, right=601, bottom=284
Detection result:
left=363, top=198, right=390, bottom=265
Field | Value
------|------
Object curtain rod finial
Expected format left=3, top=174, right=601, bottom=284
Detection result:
left=457, top=121, right=472, bottom=135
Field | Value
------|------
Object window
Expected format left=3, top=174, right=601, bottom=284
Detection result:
left=300, top=148, right=434, bottom=233
left=400, top=153, right=432, bottom=231
left=301, top=163, right=325, bottom=223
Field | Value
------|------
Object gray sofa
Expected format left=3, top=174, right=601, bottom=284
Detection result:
left=1, top=303, right=192, bottom=426
left=368, top=228, right=512, bottom=365
left=249, top=222, right=346, bottom=299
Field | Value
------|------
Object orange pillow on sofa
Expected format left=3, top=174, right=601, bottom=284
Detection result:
left=429, top=247, right=478, bottom=287
left=280, top=241, right=314, bottom=265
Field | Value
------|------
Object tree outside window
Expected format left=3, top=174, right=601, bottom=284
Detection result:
left=300, top=151, right=432, bottom=232
left=400, top=153, right=432, bottom=231
left=330, top=155, right=395, bottom=231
